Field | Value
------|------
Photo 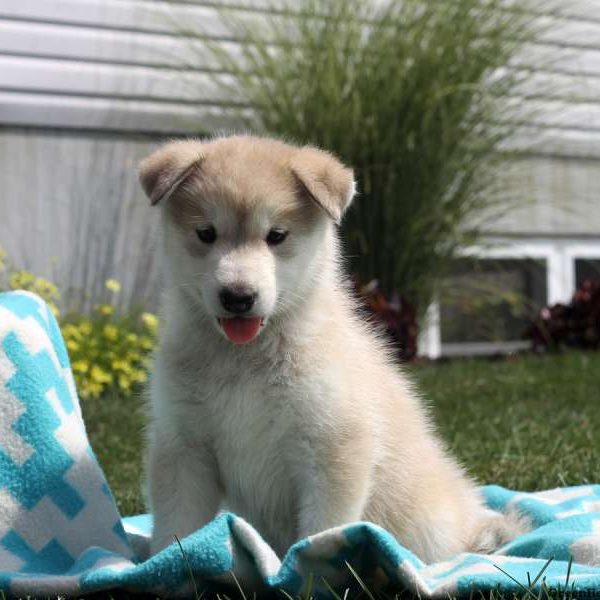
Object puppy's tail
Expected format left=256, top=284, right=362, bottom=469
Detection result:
left=468, top=508, right=531, bottom=554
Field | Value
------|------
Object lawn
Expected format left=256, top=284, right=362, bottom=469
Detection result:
left=83, top=351, right=600, bottom=517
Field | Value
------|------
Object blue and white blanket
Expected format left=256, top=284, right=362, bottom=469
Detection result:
left=1, top=290, right=600, bottom=598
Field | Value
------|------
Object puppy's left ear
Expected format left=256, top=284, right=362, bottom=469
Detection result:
left=290, top=147, right=356, bottom=224
left=139, top=140, right=205, bottom=206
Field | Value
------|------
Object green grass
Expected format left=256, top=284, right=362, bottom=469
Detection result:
left=415, top=351, right=600, bottom=491
left=79, top=351, right=600, bottom=599
left=82, top=388, right=147, bottom=516
left=84, top=351, right=600, bottom=516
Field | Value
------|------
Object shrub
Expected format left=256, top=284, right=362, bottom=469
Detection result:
left=526, top=279, right=600, bottom=351
left=61, top=297, right=157, bottom=399
left=355, top=279, right=418, bottom=361
left=202, top=0, right=537, bottom=316
left=0, top=249, right=157, bottom=399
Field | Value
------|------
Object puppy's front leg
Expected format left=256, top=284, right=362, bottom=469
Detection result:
left=296, top=434, right=372, bottom=540
left=147, top=428, right=222, bottom=554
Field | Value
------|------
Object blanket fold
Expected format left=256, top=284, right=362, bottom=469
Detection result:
left=1, top=291, right=599, bottom=598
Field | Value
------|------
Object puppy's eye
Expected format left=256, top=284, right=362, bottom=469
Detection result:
left=266, top=229, right=289, bottom=246
left=196, top=226, right=217, bottom=244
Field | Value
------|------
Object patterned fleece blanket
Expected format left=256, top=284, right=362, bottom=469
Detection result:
left=1, top=290, right=600, bottom=598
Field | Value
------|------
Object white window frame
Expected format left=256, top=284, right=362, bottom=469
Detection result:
left=418, top=237, right=600, bottom=359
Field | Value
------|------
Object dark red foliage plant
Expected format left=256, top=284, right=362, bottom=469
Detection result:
left=354, top=279, right=418, bottom=361
left=526, top=278, right=600, bottom=351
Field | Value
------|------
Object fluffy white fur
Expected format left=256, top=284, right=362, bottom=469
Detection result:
left=140, top=135, right=525, bottom=562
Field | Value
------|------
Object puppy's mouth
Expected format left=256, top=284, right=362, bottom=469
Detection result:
left=218, top=316, right=264, bottom=344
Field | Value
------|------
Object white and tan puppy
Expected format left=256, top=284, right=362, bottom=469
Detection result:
left=139, top=135, right=523, bottom=562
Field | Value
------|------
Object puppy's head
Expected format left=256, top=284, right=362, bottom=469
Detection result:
left=139, top=136, right=355, bottom=344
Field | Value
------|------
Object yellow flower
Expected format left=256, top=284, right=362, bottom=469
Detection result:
left=9, top=271, right=34, bottom=289
left=130, top=369, right=148, bottom=384
left=139, top=336, right=155, bottom=351
left=103, top=325, right=118, bottom=341
left=126, top=333, right=138, bottom=344
left=105, top=279, right=121, bottom=293
left=97, top=304, right=114, bottom=316
left=79, top=321, right=93, bottom=335
left=81, top=381, right=103, bottom=399
left=72, top=360, right=89, bottom=374
left=118, top=375, right=132, bottom=391
left=33, top=277, right=59, bottom=300
left=126, top=350, right=141, bottom=362
left=62, top=324, right=80, bottom=339
left=111, top=360, right=130, bottom=372
left=141, top=312, right=159, bottom=334
left=91, top=365, right=113, bottom=384
left=66, top=340, right=80, bottom=352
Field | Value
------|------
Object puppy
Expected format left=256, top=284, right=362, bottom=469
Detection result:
left=139, top=135, right=524, bottom=562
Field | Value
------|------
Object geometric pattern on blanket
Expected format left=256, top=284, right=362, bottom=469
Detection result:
left=0, top=291, right=132, bottom=595
left=1, top=290, right=600, bottom=598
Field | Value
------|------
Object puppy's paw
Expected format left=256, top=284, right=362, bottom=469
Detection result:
left=468, top=508, right=531, bottom=554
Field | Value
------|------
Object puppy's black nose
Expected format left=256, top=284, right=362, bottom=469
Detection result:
left=219, top=288, right=257, bottom=315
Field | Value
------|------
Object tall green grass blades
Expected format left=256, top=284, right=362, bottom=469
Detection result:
left=493, top=557, right=555, bottom=600
left=174, top=534, right=203, bottom=600
left=529, top=557, right=554, bottom=589
left=493, top=563, right=536, bottom=598
left=345, top=560, right=376, bottom=600
left=320, top=576, right=345, bottom=600
left=302, top=572, right=314, bottom=600
left=562, top=555, right=573, bottom=600
left=229, top=570, right=248, bottom=600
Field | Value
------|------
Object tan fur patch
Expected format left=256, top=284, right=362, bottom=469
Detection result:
left=139, top=135, right=355, bottom=225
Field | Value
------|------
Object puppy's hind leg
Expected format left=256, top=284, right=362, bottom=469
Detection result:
left=147, top=428, right=223, bottom=555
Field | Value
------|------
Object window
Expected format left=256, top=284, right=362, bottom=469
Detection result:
left=575, top=258, right=600, bottom=288
left=440, top=258, right=547, bottom=344
left=418, top=241, right=600, bottom=358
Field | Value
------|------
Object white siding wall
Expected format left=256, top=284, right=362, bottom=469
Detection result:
left=2, top=0, right=600, bottom=145
left=0, top=129, right=162, bottom=311
left=489, top=155, right=600, bottom=236
left=1, top=0, right=599, bottom=309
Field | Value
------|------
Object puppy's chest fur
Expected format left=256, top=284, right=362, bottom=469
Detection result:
left=169, top=336, right=330, bottom=550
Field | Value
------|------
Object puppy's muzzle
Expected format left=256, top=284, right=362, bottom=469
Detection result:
left=219, top=288, right=258, bottom=315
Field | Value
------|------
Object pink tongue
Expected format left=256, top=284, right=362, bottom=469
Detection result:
left=220, top=317, right=262, bottom=344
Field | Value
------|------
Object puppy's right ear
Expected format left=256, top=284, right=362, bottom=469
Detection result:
left=139, top=140, right=205, bottom=205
